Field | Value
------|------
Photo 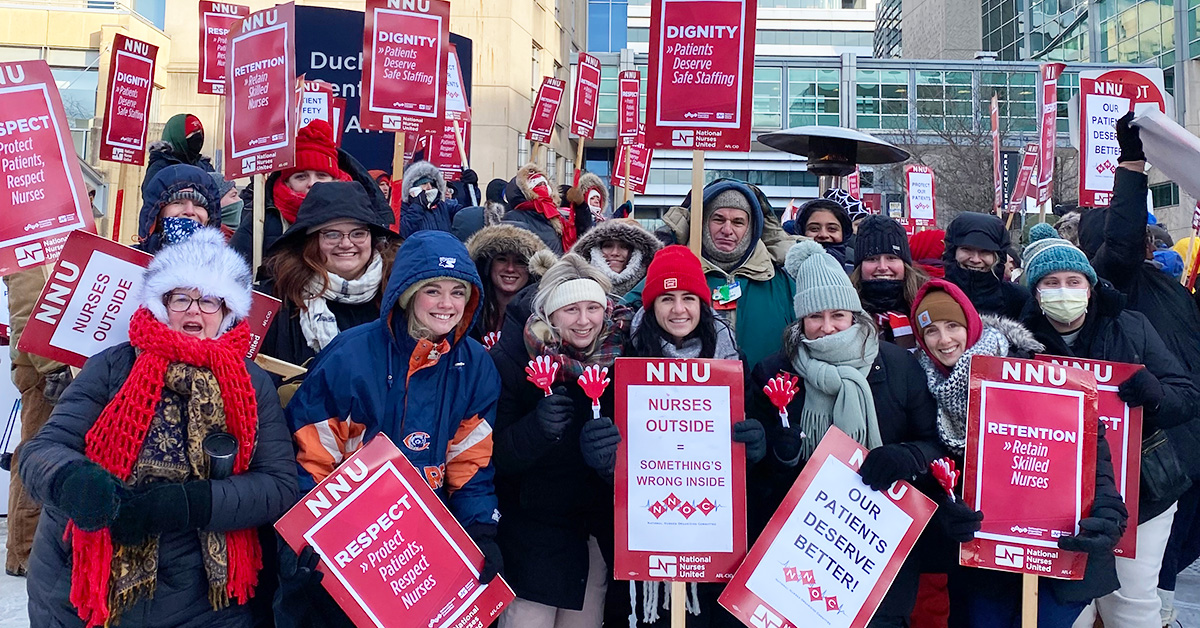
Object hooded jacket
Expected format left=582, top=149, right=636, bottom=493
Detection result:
left=136, top=164, right=222, bottom=254
left=567, top=171, right=608, bottom=222
left=230, top=150, right=393, bottom=266
left=570, top=219, right=661, bottom=297
left=501, top=164, right=592, bottom=254
left=1080, top=167, right=1200, bottom=479
left=942, top=212, right=1031, bottom=320
left=142, top=114, right=215, bottom=188
left=399, top=160, right=464, bottom=237
left=626, top=180, right=795, bottom=368
left=287, top=230, right=501, bottom=529
left=655, top=178, right=799, bottom=266
left=466, top=225, right=556, bottom=339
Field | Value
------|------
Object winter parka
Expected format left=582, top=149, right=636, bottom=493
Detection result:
left=136, top=164, right=222, bottom=254
left=488, top=286, right=619, bottom=611
left=943, top=213, right=1031, bottom=320
left=399, top=160, right=464, bottom=237
left=20, top=344, right=298, bottom=628
left=287, top=230, right=501, bottom=528
left=142, top=113, right=216, bottom=188
left=1022, top=280, right=1199, bottom=522
left=571, top=219, right=662, bottom=297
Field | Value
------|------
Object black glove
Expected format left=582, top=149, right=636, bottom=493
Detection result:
left=279, top=543, right=324, bottom=589
left=1058, top=496, right=1127, bottom=554
left=614, top=200, right=634, bottom=219
left=935, top=497, right=984, bottom=543
left=50, top=461, right=126, bottom=531
left=733, top=419, right=766, bottom=464
left=1116, top=111, right=1145, bottom=163
left=275, top=543, right=326, bottom=626
left=773, top=424, right=806, bottom=465
left=859, top=443, right=924, bottom=491
left=109, top=481, right=212, bottom=545
left=580, top=417, right=621, bottom=480
left=466, top=523, right=503, bottom=584
left=1117, top=367, right=1163, bottom=412
left=42, top=367, right=73, bottom=404
left=536, top=386, right=574, bottom=441
left=461, top=168, right=479, bottom=186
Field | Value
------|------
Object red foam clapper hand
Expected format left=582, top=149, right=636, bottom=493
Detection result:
left=578, top=364, right=610, bottom=420
left=764, top=372, right=799, bottom=429
left=525, top=355, right=559, bottom=396
left=930, top=457, right=960, bottom=502
left=482, top=331, right=501, bottom=350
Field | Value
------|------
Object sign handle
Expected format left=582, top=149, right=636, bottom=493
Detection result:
left=688, top=150, right=705, bottom=257
left=573, top=137, right=585, bottom=187
left=1021, top=574, right=1038, bottom=627
left=1038, top=200, right=1049, bottom=224
left=111, top=188, right=124, bottom=243
left=452, top=120, right=469, bottom=170
left=215, top=96, right=226, bottom=168
left=392, top=131, right=406, bottom=186
left=252, top=173, right=266, bottom=276
left=1005, top=210, right=1017, bottom=230
left=671, top=581, right=686, bottom=628
left=623, top=147, right=633, bottom=205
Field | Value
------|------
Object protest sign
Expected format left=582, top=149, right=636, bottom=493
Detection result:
left=646, top=0, right=756, bottom=151
left=618, top=70, right=641, bottom=146
left=992, top=94, right=1002, bottom=213
left=571, top=52, right=602, bottom=139
left=299, top=79, right=335, bottom=130
left=198, top=1, right=249, bottom=95
left=614, top=358, right=747, bottom=582
left=1035, top=355, right=1142, bottom=557
left=719, top=428, right=935, bottom=628
left=1007, top=144, right=1039, bottom=215
left=276, top=435, right=515, bottom=628
left=99, top=34, right=157, bottom=165
left=961, top=356, right=1098, bottom=579
left=332, top=97, right=347, bottom=146
left=445, top=44, right=468, bottom=122
left=895, top=218, right=932, bottom=237
left=224, top=3, right=297, bottom=178
left=526, top=77, right=566, bottom=143
left=1075, top=68, right=1168, bottom=206
left=1037, top=62, right=1066, bottom=205
left=904, top=165, right=935, bottom=223
left=612, top=124, right=653, bottom=195
left=431, top=117, right=470, bottom=182
left=1131, top=107, right=1200, bottom=203
left=361, top=0, right=450, bottom=134
left=17, top=230, right=280, bottom=368
left=847, top=168, right=860, bottom=199
left=0, top=60, right=96, bottom=277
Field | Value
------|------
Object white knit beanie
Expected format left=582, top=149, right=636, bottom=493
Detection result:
left=542, top=278, right=608, bottom=315
left=785, top=240, right=862, bottom=318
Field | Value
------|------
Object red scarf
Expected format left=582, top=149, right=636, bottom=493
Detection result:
left=68, top=308, right=261, bottom=626
left=271, top=172, right=351, bottom=225
left=516, top=184, right=576, bottom=250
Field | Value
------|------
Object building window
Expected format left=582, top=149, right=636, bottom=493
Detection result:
left=588, top=0, right=628, bottom=53
left=1098, top=0, right=1175, bottom=67
left=753, top=66, right=783, bottom=129
left=856, top=69, right=908, bottom=130
left=788, top=68, right=839, bottom=127
left=597, top=65, right=618, bottom=125
left=756, top=30, right=875, bottom=47
left=628, top=27, right=649, bottom=43
left=981, top=71, right=1038, bottom=132
left=1150, top=182, right=1180, bottom=208
left=916, top=70, right=973, bottom=131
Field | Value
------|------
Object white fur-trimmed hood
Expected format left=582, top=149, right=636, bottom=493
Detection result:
left=140, top=227, right=253, bottom=324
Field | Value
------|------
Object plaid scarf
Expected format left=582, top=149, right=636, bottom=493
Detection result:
left=522, top=306, right=631, bottom=382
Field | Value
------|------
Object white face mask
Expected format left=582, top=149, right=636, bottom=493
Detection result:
left=1038, top=287, right=1089, bottom=324
left=424, top=188, right=438, bottom=204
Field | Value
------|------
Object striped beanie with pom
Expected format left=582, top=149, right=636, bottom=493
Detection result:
left=1022, top=222, right=1097, bottom=288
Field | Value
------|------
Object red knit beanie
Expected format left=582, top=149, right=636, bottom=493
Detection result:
left=643, top=245, right=711, bottom=306
left=282, top=120, right=343, bottom=180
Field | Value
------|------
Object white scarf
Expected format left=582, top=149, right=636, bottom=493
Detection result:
left=299, top=253, right=383, bottom=353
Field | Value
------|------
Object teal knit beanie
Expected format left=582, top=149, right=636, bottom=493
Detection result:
left=1023, top=222, right=1098, bottom=288
left=785, top=240, right=862, bottom=318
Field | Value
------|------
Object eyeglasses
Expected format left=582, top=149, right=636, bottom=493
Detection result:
left=164, top=293, right=225, bottom=314
left=319, top=228, right=372, bottom=244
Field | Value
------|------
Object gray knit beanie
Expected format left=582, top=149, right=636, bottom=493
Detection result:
left=785, top=240, right=863, bottom=318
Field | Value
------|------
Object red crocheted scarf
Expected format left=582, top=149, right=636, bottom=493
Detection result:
left=516, top=183, right=577, bottom=250
left=67, top=308, right=261, bottom=626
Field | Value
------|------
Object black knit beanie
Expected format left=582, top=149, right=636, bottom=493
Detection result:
left=854, top=215, right=912, bottom=266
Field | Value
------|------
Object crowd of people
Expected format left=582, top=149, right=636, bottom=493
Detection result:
left=0, top=108, right=1196, bottom=628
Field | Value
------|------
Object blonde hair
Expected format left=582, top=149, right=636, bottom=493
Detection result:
left=531, top=253, right=613, bottom=344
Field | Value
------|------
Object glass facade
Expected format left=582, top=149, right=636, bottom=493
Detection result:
left=1028, top=0, right=1089, bottom=61
left=754, top=67, right=784, bottom=128
left=588, top=0, right=628, bottom=53
left=855, top=69, right=909, bottom=130
left=982, top=0, right=1027, bottom=59
left=1191, top=0, right=1200, bottom=59
left=1097, top=0, right=1176, bottom=67
left=874, top=0, right=903, bottom=58
left=916, top=70, right=973, bottom=130
left=788, top=68, right=841, bottom=126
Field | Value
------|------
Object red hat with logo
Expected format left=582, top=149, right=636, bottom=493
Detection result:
left=643, top=245, right=712, bottom=306
left=282, top=120, right=346, bottom=180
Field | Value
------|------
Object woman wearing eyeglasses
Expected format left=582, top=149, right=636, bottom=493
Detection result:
left=258, top=181, right=397, bottom=367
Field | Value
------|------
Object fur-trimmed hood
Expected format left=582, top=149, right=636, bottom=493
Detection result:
left=980, top=314, right=1044, bottom=355
left=505, top=163, right=560, bottom=209
left=567, top=172, right=607, bottom=209
left=466, top=224, right=556, bottom=279
left=140, top=228, right=252, bottom=329
left=571, top=219, right=662, bottom=296
left=401, top=160, right=450, bottom=201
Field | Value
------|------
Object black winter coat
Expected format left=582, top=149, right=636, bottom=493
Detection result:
left=502, top=209, right=565, bottom=255
left=1022, top=281, right=1199, bottom=521
left=256, top=278, right=381, bottom=367
left=142, top=142, right=215, bottom=191
left=489, top=287, right=617, bottom=610
left=19, top=343, right=298, bottom=628
left=944, top=263, right=1031, bottom=321
left=1081, top=167, right=1200, bottom=479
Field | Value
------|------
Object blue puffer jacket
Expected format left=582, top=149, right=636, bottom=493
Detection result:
left=137, top=164, right=222, bottom=254
left=399, top=161, right=463, bottom=237
left=287, top=230, right=501, bottom=527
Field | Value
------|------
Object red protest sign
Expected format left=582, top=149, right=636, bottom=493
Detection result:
left=1035, top=355, right=1142, bottom=557
left=1078, top=68, right=1168, bottom=208
left=431, top=117, right=470, bottom=182
left=614, top=358, right=747, bottom=582
left=618, top=70, right=641, bottom=146
left=718, top=428, right=935, bottom=628
left=646, top=0, right=756, bottom=152
left=332, top=97, right=347, bottom=146
left=847, top=168, right=861, bottom=199
left=299, top=79, right=335, bottom=130
left=17, top=230, right=280, bottom=368
left=612, top=125, right=653, bottom=195
left=991, top=94, right=1002, bottom=213
left=275, top=435, right=515, bottom=628
left=1037, top=62, right=1066, bottom=205
left=0, top=60, right=96, bottom=277
left=526, top=77, right=566, bottom=143
left=99, top=34, right=157, bottom=165
left=198, top=1, right=249, bottom=95
left=445, top=44, right=469, bottom=123
left=904, top=164, right=936, bottom=223
left=224, top=3, right=297, bottom=178
left=571, top=52, right=602, bottom=139
left=961, top=356, right=1098, bottom=579
left=362, top=0, right=450, bottom=134
left=1006, top=143, right=1039, bottom=215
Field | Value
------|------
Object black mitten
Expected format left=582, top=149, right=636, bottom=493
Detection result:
left=1117, top=367, right=1163, bottom=412
left=580, top=417, right=621, bottom=480
left=466, top=523, right=504, bottom=584
left=1115, top=111, right=1145, bottom=163
left=50, top=461, right=126, bottom=531
left=859, top=443, right=924, bottom=491
left=935, top=497, right=984, bottom=543
left=1058, top=496, right=1128, bottom=554
left=773, top=424, right=806, bottom=465
left=110, top=481, right=212, bottom=545
left=733, top=419, right=766, bottom=464
left=42, top=367, right=74, bottom=404
left=461, top=168, right=479, bottom=185
left=536, top=386, right=574, bottom=441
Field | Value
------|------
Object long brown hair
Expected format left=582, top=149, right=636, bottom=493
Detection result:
left=264, top=235, right=399, bottom=313
left=850, top=262, right=929, bottom=310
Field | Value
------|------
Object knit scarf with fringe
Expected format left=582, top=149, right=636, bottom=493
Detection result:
left=789, top=323, right=882, bottom=459
left=918, top=325, right=1009, bottom=456
left=67, top=308, right=261, bottom=627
